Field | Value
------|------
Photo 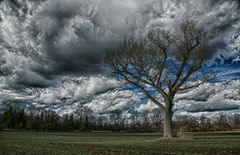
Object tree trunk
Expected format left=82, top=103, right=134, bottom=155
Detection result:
left=163, top=108, right=174, bottom=138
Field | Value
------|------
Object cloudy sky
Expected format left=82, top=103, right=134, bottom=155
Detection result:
left=0, top=0, right=239, bottom=117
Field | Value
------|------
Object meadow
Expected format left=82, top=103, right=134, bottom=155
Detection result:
left=0, top=131, right=240, bottom=155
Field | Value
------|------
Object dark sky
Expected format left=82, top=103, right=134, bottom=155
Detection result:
left=0, top=0, right=239, bottom=116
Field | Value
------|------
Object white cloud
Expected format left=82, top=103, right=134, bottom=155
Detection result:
left=32, top=76, right=121, bottom=104
left=85, top=89, right=140, bottom=113
left=174, top=80, right=240, bottom=112
left=136, top=100, right=158, bottom=113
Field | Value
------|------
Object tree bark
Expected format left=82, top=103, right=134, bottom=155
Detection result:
left=163, top=108, right=174, bottom=138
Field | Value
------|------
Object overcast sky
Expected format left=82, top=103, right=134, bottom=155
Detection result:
left=0, top=0, right=239, bottom=117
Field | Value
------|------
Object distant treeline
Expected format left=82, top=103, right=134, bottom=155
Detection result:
left=0, top=107, right=240, bottom=132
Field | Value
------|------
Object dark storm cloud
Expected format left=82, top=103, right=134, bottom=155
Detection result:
left=37, top=0, right=104, bottom=74
left=34, top=0, right=240, bottom=77
left=0, top=0, right=240, bottom=90
left=33, top=0, right=138, bottom=76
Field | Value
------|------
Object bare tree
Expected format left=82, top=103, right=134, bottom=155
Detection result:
left=105, top=21, right=215, bottom=138
left=150, top=108, right=162, bottom=131
left=109, top=109, right=125, bottom=132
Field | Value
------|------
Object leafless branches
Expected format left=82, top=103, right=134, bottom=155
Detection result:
left=105, top=20, right=215, bottom=111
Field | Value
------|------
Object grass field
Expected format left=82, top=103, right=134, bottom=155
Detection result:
left=0, top=131, right=240, bottom=155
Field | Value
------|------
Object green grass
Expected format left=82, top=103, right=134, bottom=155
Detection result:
left=0, top=131, right=240, bottom=155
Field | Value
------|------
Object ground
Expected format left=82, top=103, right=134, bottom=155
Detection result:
left=0, top=131, right=240, bottom=155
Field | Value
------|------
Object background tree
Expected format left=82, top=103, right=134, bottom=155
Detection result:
left=150, top=108, right=162, bottom=132
left=232, top=114, right=240, bottom=129
left=105, top=21, right=215, bottom=138
left=129, top=110, right=142, bottom=132
left=109, top=109, right=125, bottom=132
